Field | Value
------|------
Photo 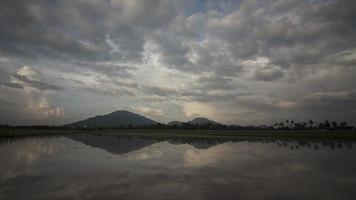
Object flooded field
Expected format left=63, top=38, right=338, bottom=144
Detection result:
left=0, top=134, right=356, bottom=200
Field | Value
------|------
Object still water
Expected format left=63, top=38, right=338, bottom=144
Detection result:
left=0, top=134, right=355, bottom=200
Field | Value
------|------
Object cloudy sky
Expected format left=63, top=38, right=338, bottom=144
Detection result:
left=0, top=0, right=356, bottom=125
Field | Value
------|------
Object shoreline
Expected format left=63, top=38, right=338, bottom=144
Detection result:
left=1, top=129, right=356, bottom=140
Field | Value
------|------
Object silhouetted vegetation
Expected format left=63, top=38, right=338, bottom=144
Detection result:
left=0, top=120, right=355, bottom=131
left=1, top=120, right=355, bottom=140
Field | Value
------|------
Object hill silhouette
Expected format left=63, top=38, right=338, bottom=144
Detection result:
left=68, top=110, right=158, bottom=128
left=188, top=117, right=221, bottom=125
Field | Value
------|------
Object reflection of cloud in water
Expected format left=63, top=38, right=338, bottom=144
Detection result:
left=184, top=142, right=239, bottom=167
left=286, top=163, right=310, bottom=172
left=15, top=141, right=59, bottom=166
left=127, top=149, right=163, bottom=160
left=0, top=138, right=64, bottom=179
left=168, top=139, right=221, bottom=149
left=1, top=136, right=356, bottom=200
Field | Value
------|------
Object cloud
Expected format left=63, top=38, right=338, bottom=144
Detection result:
left=82, top=86, right=135, bottom=97
left=253, top=66, right=285, bottom=81
left=0, top=82, right=24, bottom=89
left=0, top=0, right=192, bottom=63
left=0, top=68, right=24, bottom=89
left=26, top=96, right=65, bottom=120
left=1, top=0, right=356, bottom=125
left=10, top=66, right=63, bottom=91
left=134, top=106, right=164, bottom=117
left=302, top=90, right=356, bottom=112
left=11, top=74, right=62, bottom=91
left=0, top=98, right=16, bottom=106
left=183, top=101, right=216, bottom=118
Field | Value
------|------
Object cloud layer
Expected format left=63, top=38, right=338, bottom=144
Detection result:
left=0, top=0, right=356, bottom=125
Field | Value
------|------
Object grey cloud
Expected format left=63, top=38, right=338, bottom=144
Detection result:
left=0, top=98, right=17, bottom=106
left=1, top=0, right=356, bottom=125
left=202, top=0, right=356, bottom=76
left=197, top=75, right=237, bottom=91
left=0, top=68, right=24, bottom=89
left=253, top=66, right=284, bottom=81
left=141, top=84, right=241, bottom=104
left=0, top=0, right=186, bottom=63
left=11, top=74, right=63, bottom=91
left=232, top=90, right=356, bottom=124
left=142, top=85, right=178, bottom=97
left=301, top=90, right=356, bottom=112
left=81, top=86, right=136, bottom=97
left=0, top=82, right=24, bottom=89
left=150, top=33, right=191, bottom=70
left=73, top=61, right=135, bottom=78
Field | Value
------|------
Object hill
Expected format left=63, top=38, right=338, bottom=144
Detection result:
left=188, top=117, right=221, bottom=125
left=68, top=110, right=158, bottom=128
left=167, top=121, right=184, bottom=126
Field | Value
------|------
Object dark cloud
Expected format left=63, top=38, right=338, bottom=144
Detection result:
left=301, top=90, right=356, bottom=112
left=81, top=86, right=136, bottom=97
left=197, top=75, right=237, bottom=90
left=0, top=98, right=17, bottom=106
left=0, top=82, right=24, bottom=89
left=0, top=68, right=23, bottom=89
left=253, top=66, right=284, bottom=81
left=11, top=74, right=63, bottom=91
left=0, top=0, right=193, bottom=63
left=0, top=1, right=131, bottom=62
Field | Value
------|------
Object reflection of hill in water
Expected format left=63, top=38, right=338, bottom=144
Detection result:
left=0, top=135, right=353, bottom=155
left=67, top=134, right=354, bottom=155
left=68, top=135, right=223, bottom=154
left=68, top=134, right=157, bottom=155
left=68, top=135, right=222, bottom=155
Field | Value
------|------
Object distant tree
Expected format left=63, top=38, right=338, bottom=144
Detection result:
left=340, top=121, right=348, bottom=129
left=331, top=121, right=338, bottom=130
left=279, top=122, right=284, bottom=129
left=273, top=122, right=279, bottom=129
left=308, top=120, right=314, bottom=129
left=285, top=120, right=291, bottom=129
left=303, top=121, right=308, bottom=129
left=324, top=120, right=331, bottom=130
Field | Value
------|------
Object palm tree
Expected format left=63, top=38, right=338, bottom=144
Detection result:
left=290, top=120, right=295, bottom=129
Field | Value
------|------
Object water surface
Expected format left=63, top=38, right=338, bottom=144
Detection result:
left=0, top=135, right=355, bottom=200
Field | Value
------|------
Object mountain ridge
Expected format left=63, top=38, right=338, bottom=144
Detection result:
left=167, top=117, right=221, bottom=126
left=188, top=117, right=221, bottom=125
left=68, top=110, right=158, bottom=128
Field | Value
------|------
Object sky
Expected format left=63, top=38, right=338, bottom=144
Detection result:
left=0, top=0, right=356, bottom=125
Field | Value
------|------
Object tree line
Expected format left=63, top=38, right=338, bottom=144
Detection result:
left=0, top=120, right=354, bottom=130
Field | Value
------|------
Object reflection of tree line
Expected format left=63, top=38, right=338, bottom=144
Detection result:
left=274, top=139, right=353, bottom=150
left=0, top=120, right=354, bottom=130
left=0, top=135, right=352, bottom=155
left=171, top=138, right=354, bottom=150
left=0, top=135, right=60, bottom=145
